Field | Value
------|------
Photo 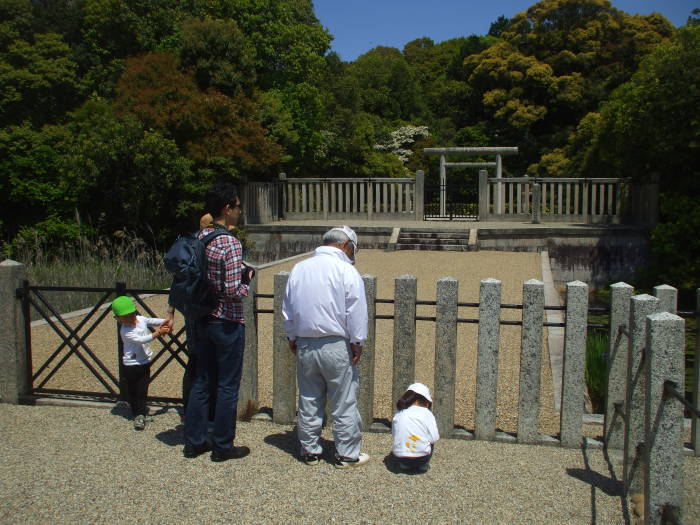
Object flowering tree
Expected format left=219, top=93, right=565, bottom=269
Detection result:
left=374, top=125, right=430, bottom=165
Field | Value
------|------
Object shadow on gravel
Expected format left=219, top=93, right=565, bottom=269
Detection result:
left=110, top=403, right=132, bottom=421
left=264, top=429, right=335, bottom=464
left=155, top=424, right=185, bottom=447
left=566, top=467, right=623, bottom=496
left=382, top=454, right=428, bottom=475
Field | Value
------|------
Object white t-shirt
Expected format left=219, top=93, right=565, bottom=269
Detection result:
left=392, top=405, right=440, bottom=458
left=282, top=246, right=367, bottom=344
left=119, top=315, right=165, bottom=366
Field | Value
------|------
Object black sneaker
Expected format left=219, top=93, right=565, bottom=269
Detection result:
left=183, top=443, right=210, bottom=458
left=300, top=453, right=321, bottom=465
left=211, top=445, right=250, bottom=462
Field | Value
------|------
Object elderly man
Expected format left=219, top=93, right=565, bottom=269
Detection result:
left=282, top=226, right=369, bottom=468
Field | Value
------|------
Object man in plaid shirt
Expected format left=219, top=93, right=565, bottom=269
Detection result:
left=180, top=182, right=254, bottom=462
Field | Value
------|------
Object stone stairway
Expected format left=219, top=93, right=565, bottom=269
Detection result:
left=389, top=228, right=477, bottom=251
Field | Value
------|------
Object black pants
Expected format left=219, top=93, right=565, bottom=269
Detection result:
left=123, top=363, right=151, bottom=417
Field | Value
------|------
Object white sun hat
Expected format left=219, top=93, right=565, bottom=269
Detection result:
left=406, top=382, right=432, bottom=403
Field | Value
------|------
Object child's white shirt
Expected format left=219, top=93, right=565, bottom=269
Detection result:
left=119, top=315, right=165, bottom=366
left=391, top=405, right=440, bottom=458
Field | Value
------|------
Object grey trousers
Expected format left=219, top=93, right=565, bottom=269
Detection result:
left=296, top=336, right=362, bottom=459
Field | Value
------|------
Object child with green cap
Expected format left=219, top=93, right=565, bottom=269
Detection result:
left=112, top=296, right=170, bottom=430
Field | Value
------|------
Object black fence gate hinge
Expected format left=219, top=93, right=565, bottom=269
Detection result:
left=15, top=287, right=26, bottom=299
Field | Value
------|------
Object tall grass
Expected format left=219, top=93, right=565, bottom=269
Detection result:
left=586, top=330, right=608, bottom=414
left=11, top=229, right=171, bottom=319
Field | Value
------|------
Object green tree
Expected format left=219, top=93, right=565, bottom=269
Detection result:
left=178, top=17, right=257, bottom=97
left=0, top=32, right=83, bottom=126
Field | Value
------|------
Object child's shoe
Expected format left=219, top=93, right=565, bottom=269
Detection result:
left=133, top=415, right=146, bottom=430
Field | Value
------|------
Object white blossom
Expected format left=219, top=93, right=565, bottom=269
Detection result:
left=374, top=125, right=430, bottom=164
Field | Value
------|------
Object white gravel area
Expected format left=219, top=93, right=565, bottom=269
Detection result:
left=6, top=404, right=698, bottom=524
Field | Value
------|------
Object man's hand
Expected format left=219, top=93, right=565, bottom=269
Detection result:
left=161, top=311, right=175, bottom=333
left=350, top=343, right=363, bottom=365
left=288, top=339, right=297, bottom=355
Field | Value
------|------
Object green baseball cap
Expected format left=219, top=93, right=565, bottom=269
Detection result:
left=112, top=296, right=136, bottom=316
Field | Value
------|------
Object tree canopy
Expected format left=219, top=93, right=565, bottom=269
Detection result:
left=1, top=0, right=697, bottom=289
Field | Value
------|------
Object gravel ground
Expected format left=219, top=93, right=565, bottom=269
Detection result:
left=5, top=404, right=699, bottom=524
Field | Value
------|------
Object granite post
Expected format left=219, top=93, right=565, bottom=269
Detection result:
left=623, top=294, right=659, bottom=494
left=653, top=284, right=677, bottom=314
left=357, top=274, right=377, bottom=428
left=272, top=272, right=296, bottom=424
left=239, top=278, right=258, bottom=417
left=532, top=183, right=541, bottom=224
left=605, top=282, right=634, bottom=450
left=517, top=279, right=544, bottom=443
left=478, top=170, right=489, bottom=222
left=392, top=275, right=417, bottom=405
left=560, top=281, right=588, bottom=448
left=644, top=312, right=685, bottom=524
left=414, top=170, right=424, bottom=221
left=0, top=260, right=29, bottom=404
left=475, top=278, right=501, bottom=441
left=434, top=277, right=458, bottom=438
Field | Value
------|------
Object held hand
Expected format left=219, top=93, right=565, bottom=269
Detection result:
left=350, top=343, right=363, bottom=365
left=161, top=315, right=174, bottom=333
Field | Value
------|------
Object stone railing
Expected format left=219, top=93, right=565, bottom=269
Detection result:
left=279, top=172, right=424, bottom=221
left=478, top=172, right=626, bottom=224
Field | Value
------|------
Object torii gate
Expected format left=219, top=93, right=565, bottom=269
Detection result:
left=423, top=147, right=519, bottom=216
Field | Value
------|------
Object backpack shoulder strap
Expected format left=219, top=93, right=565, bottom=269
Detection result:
left=200, top=229, right=233, bottom=246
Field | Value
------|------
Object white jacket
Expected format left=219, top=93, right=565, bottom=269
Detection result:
left=282, top=246, right=367, bottom=345
left=119, top=315, right=165, bottom=366
left=392, top=405, right=440, bottom=458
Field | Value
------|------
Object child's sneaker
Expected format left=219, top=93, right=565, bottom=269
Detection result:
left=133, top=415, right=146, bottom=431
left=335, top=452, right=369, bottom=469
left=301, top=453, right=321, bottom=466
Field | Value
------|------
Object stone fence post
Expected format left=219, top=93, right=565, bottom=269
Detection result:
left=560, top=281, right=588, bottom=447
left=239, top=278, right=258, bottom=418
left=0, top=260, right=29, bottom=404
left=478, top=170, right=489, bottom=222
left=475, top=278, right=501, bottom=441
left=531, top=183, right=541, bottom=224
left=434, top=277, right=458, bottom=438
left=693, top=288, right=700, bottom=457
left=392, top=275, right=417, bottom=404
left=272, top=272, right=295, bottom=424
left=518, top=279, right=544, bottom=444
left=605, top=282, right=634, bottom=449
left=357, top=274, right=377, bottom=428
left=624, top=294, right=659, bottom=494
left=644, top=312, right=685, bottom=524
left=414, top=170, right=424, bottom=221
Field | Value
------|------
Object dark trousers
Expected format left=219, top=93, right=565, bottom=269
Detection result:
left=184, top=318, right=245, bottom=453
left=123, top=363, right=150, bottom=417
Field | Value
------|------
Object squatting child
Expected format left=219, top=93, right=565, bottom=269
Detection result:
left=112, top=296, right=169, bottom=430
left=391, top=382, right=440, bottom=473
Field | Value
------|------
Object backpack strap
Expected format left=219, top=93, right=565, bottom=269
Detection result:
left=200, top=228, right=233, bottom=246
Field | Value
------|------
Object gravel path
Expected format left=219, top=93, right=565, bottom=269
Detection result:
left=6, top=404, right=699, bottom=524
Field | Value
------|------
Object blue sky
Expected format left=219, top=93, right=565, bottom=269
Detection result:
left=313, top=0, right=697, bottom=62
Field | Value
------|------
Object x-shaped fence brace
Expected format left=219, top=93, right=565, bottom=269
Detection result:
left=20, top=284, right=188, bottom=398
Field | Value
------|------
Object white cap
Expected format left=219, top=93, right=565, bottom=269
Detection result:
left=406, top=382, right=432, bottom=403
left=329, top=225, right=358, bottom=246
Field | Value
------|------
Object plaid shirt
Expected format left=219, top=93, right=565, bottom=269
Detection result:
left=198, top=227, right=249, bottom=323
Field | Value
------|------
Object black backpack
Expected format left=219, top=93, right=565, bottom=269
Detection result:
left=164, top=229, right=232, bottom=320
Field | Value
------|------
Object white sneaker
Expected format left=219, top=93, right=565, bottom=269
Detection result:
left=335, top=452, right=370, bottom=469
left=133, top=415, right=146, bottom=431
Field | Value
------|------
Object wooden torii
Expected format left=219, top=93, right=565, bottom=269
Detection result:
left=423, top=147, right=519, bottom=216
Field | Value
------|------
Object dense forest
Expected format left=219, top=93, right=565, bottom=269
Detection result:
left=1, top=0, right=698, bottom=288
